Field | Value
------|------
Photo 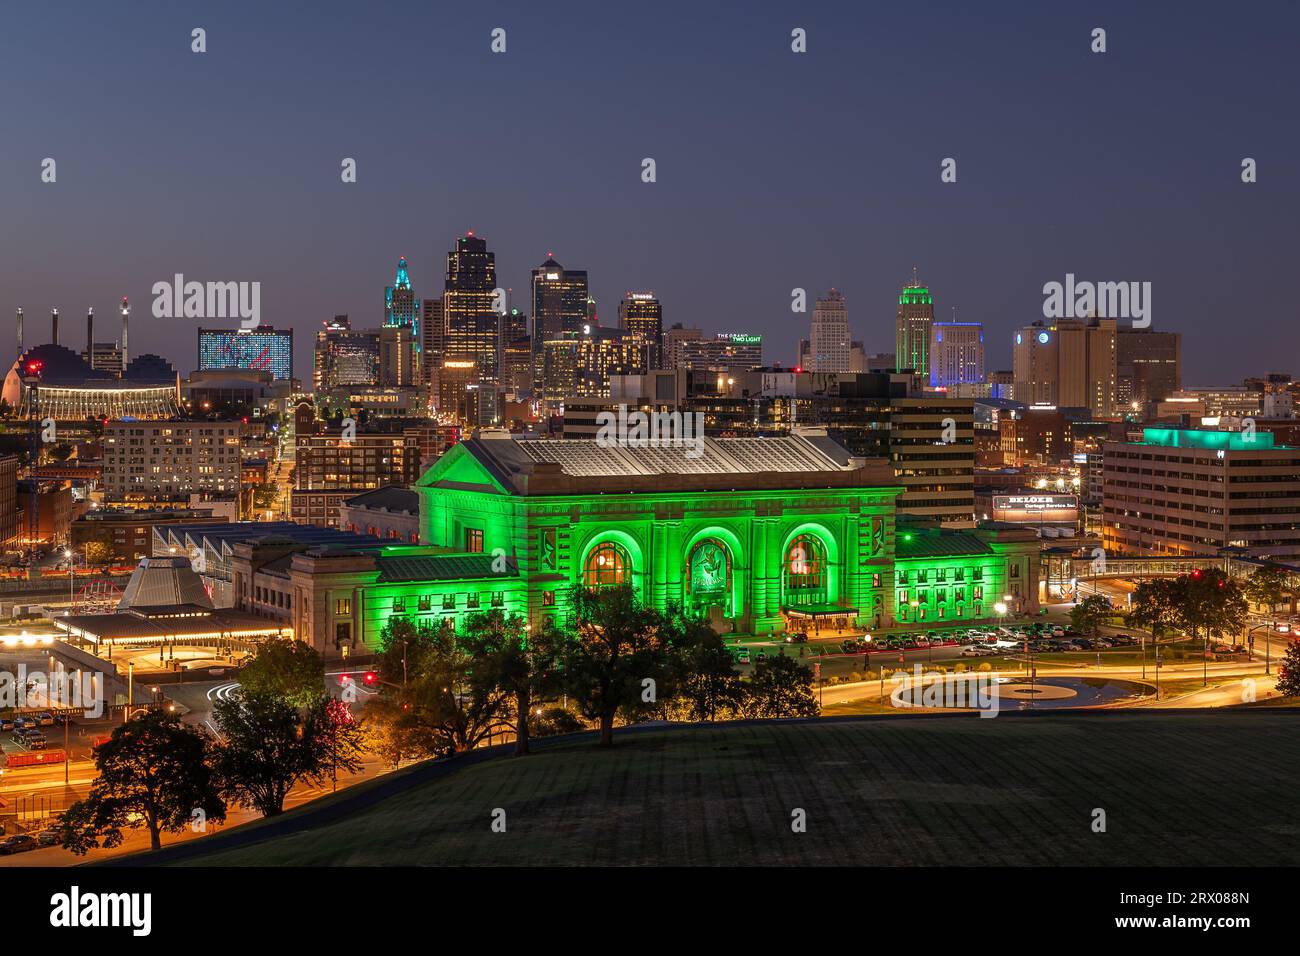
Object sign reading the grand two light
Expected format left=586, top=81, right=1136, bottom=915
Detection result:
left=991, top=494, right=1078, bottom=523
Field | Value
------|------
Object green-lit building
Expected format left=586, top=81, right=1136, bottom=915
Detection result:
left=234, top=428, right=1039, bottom=659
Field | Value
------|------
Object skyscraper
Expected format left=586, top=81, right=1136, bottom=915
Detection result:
left=1012, top=317, right=1117, bottom=417
left=383, top=257, right=420, bottom=384
left=420, top=298, right=444, bottom=389
left=929, top=322, right=985, bottom=387
left=895, top=277, right=934, bottom=377
left=618, top=292, right=663, bottom=370
left=531, top=257, right=589, bottom=390
left=384, top=257, right=419, bottom=329
left=1117, top=328, right=1181, bottom=409
left=809, top=289, right=850, bottom=372
left=314, top=315, right=380, bottom=389
left=443, top=232, right=500, bottom=383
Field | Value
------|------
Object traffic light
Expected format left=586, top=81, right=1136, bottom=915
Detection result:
left=363, top=671, right=378, bottom=686
left=1192, top=569, right=1202, bottom=580
left=23, top=359, right=43, bottom=377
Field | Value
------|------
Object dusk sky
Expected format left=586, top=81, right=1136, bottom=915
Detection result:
left=1, top=0, right=1296, bottom=383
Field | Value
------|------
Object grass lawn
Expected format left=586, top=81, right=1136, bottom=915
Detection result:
left=159, top=711, right=1300, bottom=867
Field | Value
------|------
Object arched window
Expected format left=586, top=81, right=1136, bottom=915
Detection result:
left=783, top=534, right=828, bottom=606
left=584, top=542, right=631, bottom=589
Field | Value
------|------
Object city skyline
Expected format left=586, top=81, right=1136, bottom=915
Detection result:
left=3, top=2, right=1297, bottom=384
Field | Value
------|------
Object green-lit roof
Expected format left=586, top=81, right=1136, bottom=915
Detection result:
left=1138, top=428, right=1285, bottom=451
left=376, top=553, right=518, bottom=583
left=895, top=531, right=991, bottom=559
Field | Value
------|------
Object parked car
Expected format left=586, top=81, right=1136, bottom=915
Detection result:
left=731, top=647, right=751, bottom=665
left=35, top=712, right=54, bottom=727
left=0, top=834, right=38, bottom=855
left=0, top=716, right=14, bottom=731
left=960, top=648, right=983, bottom=658
left=35, top=828, right=63, bottom=847
left=13, top=716, right=37, bottom=732
left=785, top=631, right=809, bottom=644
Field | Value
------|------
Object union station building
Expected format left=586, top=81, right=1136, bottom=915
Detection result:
left=232, top=428, right=1041, bottom=659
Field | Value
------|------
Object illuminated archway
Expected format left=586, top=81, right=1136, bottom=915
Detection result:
left=683, top=525, right=746, bottom=619
left=584, top=541, right=632, bottom=589
left=783, top=533, right=829, bottom=607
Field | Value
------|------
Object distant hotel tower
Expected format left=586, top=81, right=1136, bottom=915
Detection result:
left=809, top=289, right=850, bottom=372
left=895, top=273, right=934, bottom=377
left=618, top=292, right=663, bottom=370
left=442, top=232, right=500, bottom=383
left=381, top=257, right=419, bottom=387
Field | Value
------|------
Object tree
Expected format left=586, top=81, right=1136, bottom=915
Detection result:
left=369, top=616, right=514, bottom=758
left=460, top=610, right=562, bottom=757
left=740, top=655, right=819, bottom=719
left=212, top=690, right=364, bottom=817
left=665, top=612, right=744, bottom=721
left=1070, top=594, right=1113, bottom=638
left=82, top=540, right=112, bottom=565
left=564, top=585, right=673, bottom=747
left=1245, top=564, right=1291, bottom=616
left=61, top=710, right=225, bottom=854
left=1128, top=578, right=1181, bottom=640
left=237, top=638, right=325, bottom=708
left=1177, top=568, right=1248, bottom=643
left=1276, top=640, right=1300, bottom=698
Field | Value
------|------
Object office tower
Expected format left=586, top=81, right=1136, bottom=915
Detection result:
left=443, top=232, right=500, bottom=383
left=421, top=298, right=444, bottom=389
left=895, top=277, right=934, bottom=376
left=810, top=289, right=850, bottom=372
left=314, top=316, right=380, bottom=389
left=379, top=324, right=416, bottom=387
left=618, top=292, right=663, bottom=370
left=198, top=326, right=294, bottom=381
left=384, top=257, right=420, bottom=329
left=531, top=257, right=589, bottom=342
left=929, top=322, right=985, bottom=387
left=1056, top=317, right=1117, bottom=416
left=540, top=327, right=642, bottom=401
left=663, top=325, right=703, bottom=370
left=1012, top=323, right=1059, bottom=405
left=1103, top=427, right=1300, bottom=557
left=1117, top=328, right=1181, bottom=409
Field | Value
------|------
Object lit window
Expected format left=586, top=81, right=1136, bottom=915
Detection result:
left=584, top=542, right=631, bottom=588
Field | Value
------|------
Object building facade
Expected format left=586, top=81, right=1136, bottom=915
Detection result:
left=1102, top=427, right=1300, bottom=557
left=895, top=282, right=934, bottom=377
left=102, top=421, right=241, bottom=500
left=929, top=322, right=985, bottom=388
left=810, top=289, right=850, bottom=373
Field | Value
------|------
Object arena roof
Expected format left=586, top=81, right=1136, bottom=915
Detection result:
left=53, top=605, right=289, bottom=645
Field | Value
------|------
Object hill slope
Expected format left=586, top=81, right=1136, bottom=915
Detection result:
left=153, top=711, right=1300, bottom=867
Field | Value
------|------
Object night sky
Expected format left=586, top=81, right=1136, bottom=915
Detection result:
left=1, top=0, right=1296, bottom=384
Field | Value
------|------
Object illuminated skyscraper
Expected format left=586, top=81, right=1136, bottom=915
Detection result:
left=618, top=292, right=663, bottom=370
left=314, top=316, right=380, bottom=389
left=531, top=256, right=588, bottom=389
left=442, top=233, right=499, bottom=383
left=929, top=321, right=984, bottom=387
left=810, top=289, right=850, bottom=372
left=895, top=277, right=934, bottom=377
left=384, top=257, right=420, bottom=328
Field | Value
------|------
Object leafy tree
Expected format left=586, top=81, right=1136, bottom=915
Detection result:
left=1276, top=640, right=1300, bottom=698
left=238, top=638, right=324, bottom=707
left=1245, top=564, right=1291, bottom=615
left=664, top=612, right=744, bottom=721
left=1128, top=578, right=1181, bottom=640
left=212, top=690, right=364, bottom=817
left=61, top=710, right=225, bottom=854
left=82, top=540, right=113, bottom=565
left=251, top=485, right=279, bottom=511
left=370, top=616, right=513, bottom=758
left=1177, top=568, right=1248, bottom=643
left=529, top=706, right=585, bottom=737
left=1070, top=594, right=1113, bottom=638
left=460, top=610, right=562, bottom=756
left=739, top=655, right=819, bottom=719
left=564, top=585, right=673, bottom=747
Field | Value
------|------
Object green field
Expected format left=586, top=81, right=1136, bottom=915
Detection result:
left=145, top=710, right=1300, bottom=867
